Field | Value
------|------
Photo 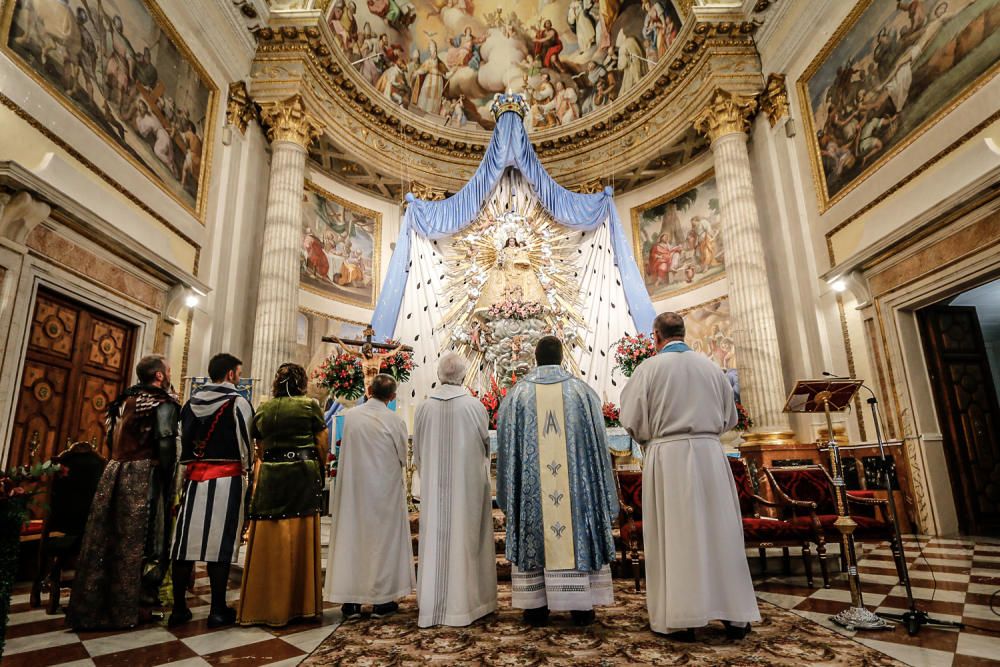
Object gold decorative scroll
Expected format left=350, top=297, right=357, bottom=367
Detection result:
left=760, top=74, right=788, bottom=128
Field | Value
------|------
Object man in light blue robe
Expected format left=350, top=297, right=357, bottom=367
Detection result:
left=496, top=336, right=620, bottom=627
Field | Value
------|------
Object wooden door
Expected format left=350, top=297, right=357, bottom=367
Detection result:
left=8, top=288, right=136, bottom=466
left=919, top=306, right=1000, bottom=535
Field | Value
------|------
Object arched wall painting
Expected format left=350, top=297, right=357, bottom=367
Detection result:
left=631, top=170, right=724, bottom=302
left=328, top=0, right=683, bottom=130
left=2, top=0, right=218, bottom=220
left=679, top=296, right=734, bottom=371
left=300, top=181, right=382, bottom=308
left=799, top=0, right=1000, bottom=211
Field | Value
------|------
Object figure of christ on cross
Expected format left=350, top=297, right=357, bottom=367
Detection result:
left=322, top=324, right=413, bottom=390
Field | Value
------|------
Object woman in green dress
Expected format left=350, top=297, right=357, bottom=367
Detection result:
left=238, top=363, right=327, bottom=626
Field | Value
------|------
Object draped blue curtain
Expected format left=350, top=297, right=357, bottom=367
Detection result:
left=372, top=109, right=655, bottom=338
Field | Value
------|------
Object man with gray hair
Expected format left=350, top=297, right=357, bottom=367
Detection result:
left=413, top=352, right=496, bottom=627
left=620, top=312, right=759, bottom=641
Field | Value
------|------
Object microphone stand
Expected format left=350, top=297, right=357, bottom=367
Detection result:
left=862, top=388, right=965, bottom=636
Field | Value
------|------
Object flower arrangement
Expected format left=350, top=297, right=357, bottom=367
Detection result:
left=471, top=375, right=510, bottom=430
left=602, top=402, right=621, bottom=428
left=735, top=402, right=753, bottom=432
left=486, top=298, right=545, bottom=321
left=614, top=333, right=658, bottom=377
left=378, top=341, right=416, bottom=383
left=0, top=458, right=64, bottom=654
left=313, top=353, right=365, bottom=401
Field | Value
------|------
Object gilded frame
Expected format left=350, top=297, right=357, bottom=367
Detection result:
left=0, top=0, right=219, bottom=222
left=797, top=0, right=1000, bottom=213
left=630, top=168, right=723, bottom=301
left=301, top=180, right=382, bottom=309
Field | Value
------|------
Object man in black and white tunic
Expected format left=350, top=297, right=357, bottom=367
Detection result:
left=168, top=353, right=254, bottom=628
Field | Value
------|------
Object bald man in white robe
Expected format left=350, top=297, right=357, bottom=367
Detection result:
left=414, top=353, right=497, bottom=627
left=325, top=374, right=414, bottom=618
left=620, top=312, right=759, bottom=641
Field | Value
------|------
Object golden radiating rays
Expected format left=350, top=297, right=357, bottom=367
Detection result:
left=437, top=171, right=585, bottom=388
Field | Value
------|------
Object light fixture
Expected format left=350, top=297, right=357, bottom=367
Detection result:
left=830, top=278, right=847, bottom=293
left=184, top=293, right=200, bottom=308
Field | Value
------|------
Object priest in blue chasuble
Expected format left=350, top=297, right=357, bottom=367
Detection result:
left=496, top=336, right=620, bottom=627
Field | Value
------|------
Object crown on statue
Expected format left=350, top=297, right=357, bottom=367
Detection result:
left=490, top=93, right=529, bottom=120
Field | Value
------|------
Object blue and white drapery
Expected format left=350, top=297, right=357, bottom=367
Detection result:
left=373, top=108, right=655, bottom=405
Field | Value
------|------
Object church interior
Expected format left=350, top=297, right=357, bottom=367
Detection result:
left=1, top=0, right=999, bottom=664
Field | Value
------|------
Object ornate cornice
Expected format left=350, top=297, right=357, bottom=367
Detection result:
left=759, top=73, right=789, bottom=127
left=258, top=93, right=324, bottom=147
left=693, top=89, right=759, bottom=143
left=226, top=81, right=257, bottom=135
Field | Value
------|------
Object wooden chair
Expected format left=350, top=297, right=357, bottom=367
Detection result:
left=614, top=470, right=643, bottom=592
left=30, top=442, right=106, bottom=613
left=727, top=457, right=818, bottom=587
left=764, top=465, right=904, bottom=589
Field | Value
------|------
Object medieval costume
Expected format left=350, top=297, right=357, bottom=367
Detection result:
left=413, top=384, right=497, bottom=627
left=496, top=366, right=619, bottom=615
left=238, top=396, right=327, bottom=626
left=67, top=384, right=179, bottom=630
left=169, top=383, right=254, bottom=626
left=324, top=399, right=414, bottom=609
left=619, top=340, right=760, bottom=635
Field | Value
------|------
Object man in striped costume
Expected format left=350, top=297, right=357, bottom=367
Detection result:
left=168, top=353, right=254, bottom=628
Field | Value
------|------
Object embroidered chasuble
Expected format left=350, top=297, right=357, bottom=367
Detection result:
left=496, top=365, right=619, bottom=573
left=535, top=382, right=575, bottom=570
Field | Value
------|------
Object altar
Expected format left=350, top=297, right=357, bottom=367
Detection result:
left=366, top=93, right=655, bottom=414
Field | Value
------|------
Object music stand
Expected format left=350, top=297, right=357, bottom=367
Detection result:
left=784, top=380, right=891, bottom=631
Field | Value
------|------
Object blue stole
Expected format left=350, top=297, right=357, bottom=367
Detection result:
left=659, top=341, right=691, bottom=354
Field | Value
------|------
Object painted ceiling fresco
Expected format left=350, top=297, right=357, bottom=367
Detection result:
left=327, top=0, right=683, bottom=131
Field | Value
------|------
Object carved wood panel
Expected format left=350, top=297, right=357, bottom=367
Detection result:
left=8, top=288, right=136, bottom=466
left=920, top=306, right=1000, bottom=536
left=10, top=362, right=69, bottom=466
left=27, top=295, right=78, bottom=359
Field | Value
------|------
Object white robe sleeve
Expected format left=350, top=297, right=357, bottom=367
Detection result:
left=619, top=362, right=651, bottom=443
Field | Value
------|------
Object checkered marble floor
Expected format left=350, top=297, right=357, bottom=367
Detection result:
left=5, top=526, right=1000, bottom=666
left=754, top=536, right=1000, bottom=667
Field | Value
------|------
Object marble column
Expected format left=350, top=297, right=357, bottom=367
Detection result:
left=694, top=90, right=791, bottom=435
left=251, top=94, right=323, bottom=397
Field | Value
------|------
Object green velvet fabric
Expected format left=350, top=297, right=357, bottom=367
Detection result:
left=249, top=397, right=327, bottom=520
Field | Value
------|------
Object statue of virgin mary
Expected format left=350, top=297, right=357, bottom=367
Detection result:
left=474, top=237, right=548, bottom=312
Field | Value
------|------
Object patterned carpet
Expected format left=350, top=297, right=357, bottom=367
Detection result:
left=303, top=580, right=905, bottom=666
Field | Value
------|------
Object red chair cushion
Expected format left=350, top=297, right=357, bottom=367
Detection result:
left=741, top=517, right=812, bottom=542
left=20, top=519, right=43, bottom=536
left=620, top=520, right=643, bottom=546
left=791, top=514, right=891, bottom=539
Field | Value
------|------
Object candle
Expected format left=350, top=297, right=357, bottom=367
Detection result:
left=407, top=403, right=415, bottom=434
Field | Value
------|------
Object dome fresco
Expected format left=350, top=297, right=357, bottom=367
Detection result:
left=326, top=0, right=683, bottom=131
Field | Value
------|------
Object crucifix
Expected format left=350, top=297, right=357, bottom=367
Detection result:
left=321, top=324, right=414, bottom=388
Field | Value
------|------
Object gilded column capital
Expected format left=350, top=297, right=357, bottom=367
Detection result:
left=226, top=81, right=257, bottom=135
left=693, top=89, right=758, bottom=143
left=259, top=94, right=324, bottom=147
left=759, top=73, right=789, bottom=128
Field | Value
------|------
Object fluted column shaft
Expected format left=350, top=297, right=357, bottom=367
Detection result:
left=695, top=91, right=790, bottom=431
left=251, top=95, right=323, bottom=398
